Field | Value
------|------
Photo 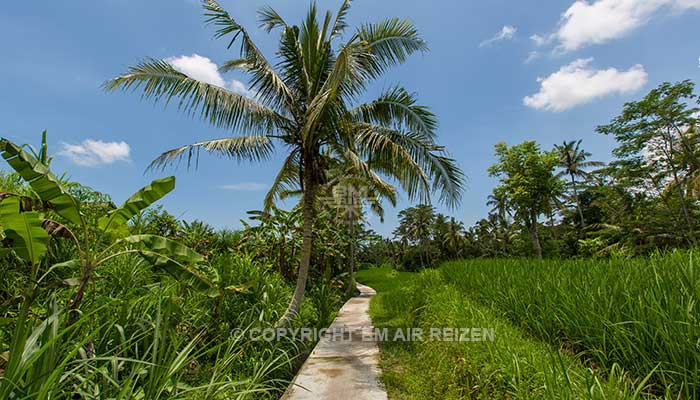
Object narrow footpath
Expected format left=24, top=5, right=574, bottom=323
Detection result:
left=281, top=283, right=388, bottom=400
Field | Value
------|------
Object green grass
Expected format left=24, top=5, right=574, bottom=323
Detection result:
left=0, top=253, right=348, bottom=399
left=439, top=252, right=700, bottom=398
left=357, top=267, right=664, bottom=400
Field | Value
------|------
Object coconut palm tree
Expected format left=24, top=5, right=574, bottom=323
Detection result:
left=323, top=158, right=396, bottom=294
left=282, top=151, right=398, bottom=293
left=486, top=190, right=510, bottom=224
left=394, top=204, right=436, bottom=268
left=106, top=0, right=464, bottom=326
left=442, top=217, right=465, bottom=258
left=555, top=140, right=603, bottom=227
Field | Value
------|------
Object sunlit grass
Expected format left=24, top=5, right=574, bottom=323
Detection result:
left=357, top=266, right=674, bottom=399
left=441, top=252, right=699, bottom=398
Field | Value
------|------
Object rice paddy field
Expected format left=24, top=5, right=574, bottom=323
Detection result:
left=357, top=251, right=700, bottom=399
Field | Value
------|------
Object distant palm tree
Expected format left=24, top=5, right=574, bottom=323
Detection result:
left=286, top=151, right=398, bottom=293
left=106, top=0, right=463, bottom=326
left=442, top=217, right=465, bottom=258
left=555, top=140, right=603, bottom=226
left=486, top=190, right=510, bottom=223
left=395, top=205, right=435, bottom=267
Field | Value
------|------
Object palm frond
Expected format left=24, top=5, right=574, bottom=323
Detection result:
left=578, top=160, right=605, bottom=168
left=355, top=124, right=464, bottom=208
left=264, top=149, right=300, bottom=210
left=104, top=58, right=285, bottom=134
left=355, top=124, right=430, bottom=202
left=278, top=25, right=310, bottom=99
left=331, top=0, right=352, bottom=39
left=257, top=5, right=287, bottom=33
left=302, top=42, right=372, bottom=141
left=357, top=18, right=428, bottom=72
left=342, top=149, right=397, bottom=202
left=147, top=135, right=274, bottom=172
left=218, top=58, right=251, bottom=73
left=349, top=86, right=437, bottom=138
left=203, top=0, right=293, bottom=110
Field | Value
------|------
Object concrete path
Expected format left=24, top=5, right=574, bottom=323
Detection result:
left=281, top=283, right=388, bottom=400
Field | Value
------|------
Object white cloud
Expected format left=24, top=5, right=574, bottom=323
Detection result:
left=530, top=34, right=552, bottom=47
left=543, top=0, right=700, bottom=51
left=166, top=54, right=254, bottom=96
left=479, top=25, right=517, bottom=47
left=523, top=58, right=648, bottom=112
left=166, top=54, right=226, bottom=87
left=219, top=182, right=268, bottom=191
left=229, top=79, right=255, bottom=97
left=60, top=139, right=131, bottom=166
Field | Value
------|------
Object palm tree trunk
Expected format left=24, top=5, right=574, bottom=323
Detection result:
left=671, top=168, right=697, bottom=246
left=571, top=173, right=585, bottom=227
left=548, top=211, right=558, bottom=240
left=277, top=165, right=316, bottom=327
left=419, top=241, right=425, bottom=269
left=529, top=209, right=543, bottom=259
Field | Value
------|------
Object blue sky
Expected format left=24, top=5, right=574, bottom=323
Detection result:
left=1, top=0, right=699, bottom=236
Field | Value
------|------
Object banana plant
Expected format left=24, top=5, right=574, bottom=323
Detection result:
left=243, top=205, right=301, bottom=279
left=0, top=196, right=50, bottom=280
left=0, top=137, right=212, bottom=316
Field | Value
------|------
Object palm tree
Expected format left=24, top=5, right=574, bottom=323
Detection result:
left=442, top=217, right=465, bottom=258
left=284, top=151, right=398, bottom=293
left=324, top=158, right=396, bottom=294
left=394, top=205, right=435, bottom=268
left=486, top=190, right=510, bottom=224
left=555, top=140, right=603, bottom=227
left=106, top=0, right=464, bottom=326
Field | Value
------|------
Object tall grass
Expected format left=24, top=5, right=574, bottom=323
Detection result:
left=1, top=252, right=347, bottom=399
left=441, top=251, right=700, bottom=397
left=358, top=267, right=656, bottom=399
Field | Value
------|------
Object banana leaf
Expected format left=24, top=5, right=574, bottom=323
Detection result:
left=137, top=250, right=214, bottom=292
left=0, top=139, right=81, bottom=226
left=99, top=177, right=175, bottom=233
left=0, top=197, right=49, bottom=266
left=122, top=234, right=205, bottom=263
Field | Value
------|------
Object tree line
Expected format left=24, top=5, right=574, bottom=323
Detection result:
left=362, top=80, right=700, bottom=268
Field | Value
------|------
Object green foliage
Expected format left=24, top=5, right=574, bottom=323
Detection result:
left=597, top=80, right=700, bottom=245
left=440, top=253, right=700, bottom=398
left=0, top=138, right=81, bottom=225
left=106, top=0, right=464, bottom=325
left=488, top=141, right=562, bottom=213
left=357, top=267, right=651, bottom=399
left=0, top=136, right=207, bottom=316
left=0, top=132, right=350, bottom=398
left=370, top=80, right=700, bottom=263
left=99, top=176, right=175, bottom=233
left=0, top=197, right=49, bottom=266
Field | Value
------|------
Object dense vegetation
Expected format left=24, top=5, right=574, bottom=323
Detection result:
left=1, top=0, right=698, bottom=399
left=358, top=255, right=699, bottom=399
left=357, top=267, right=656, bottom=399
left=105, top=0, right=463, bottom=327
left=0, top=0, right=462, bottom=398
left=439, top=254, right=700, bottom=398
left=0, top=134, right=356, bottom=398
left=353, top=80, right=700, bottom=400
left=362, top=81, right=700, bottom=269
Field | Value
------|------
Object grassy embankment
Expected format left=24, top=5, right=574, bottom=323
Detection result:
left=357, top=252, right=699, bottom=399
